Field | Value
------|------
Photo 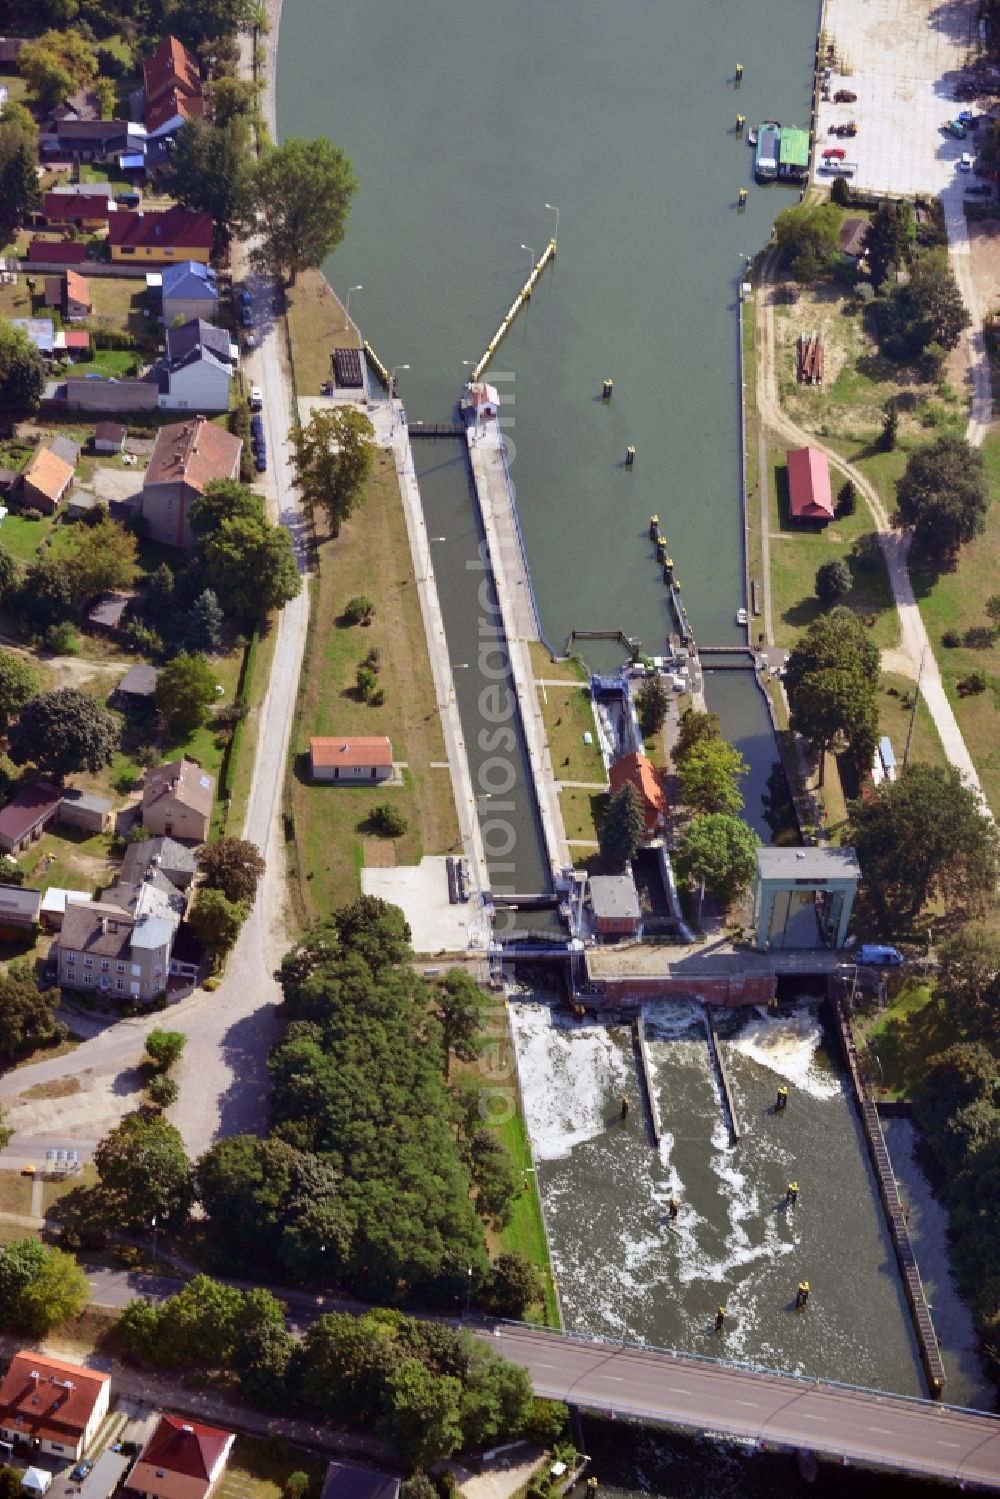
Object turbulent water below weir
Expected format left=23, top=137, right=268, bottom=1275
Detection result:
left=509, top=996, right=924, bottom=1396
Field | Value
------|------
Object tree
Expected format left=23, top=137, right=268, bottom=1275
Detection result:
left=64, top=517, right=139, bottom=603
left=986, top=595, right=1000, bottom=633
left=161, top=0, right=258, bottom=44
left=484, top=1252, right=543, bottom=1318
left=599, top=782, right=645, bottom=866
left=210, top=75, right=260, bottom=127
left=0, top=1239, right=47, bottom=1328
left=377, top=1359, right=464, bottom=1469
left=93, top=1113, right=194, bottom=1231
left=0, top=321, right=45, bottom=413
left=880, top=397, right=898, bottom=453
left=774, top=201, right=842, bottom=281
left=9, top=687, right=119, bottom=780
left=251, top=137, right=358, bottom=285
left=913, top=1042, right=998, bottom=1172
left=895, top=435, right=988, bottom=561
left=19, top=30, right=98, bottom=109
left=156, top=653, right=217, bottom=736
left=677, top=738, right=747, bottom=815
left=18, top=1246, right=89, bottom=1334
left=785, top=607, right=879, bottom=781
left=674, top=708, right=721, bottom=766
left=201, top=516, right=301, bottom=621
left=165, top=117, right=252, bottom=243
left=231, top=1305, right=296, bottom=1404
left=291, top=406, right=375, bottom=534
left=146, top=1029, right=187, bottom=1072
left=675, top=813, right=760, bottom=909
left=937, top=927, right=1000, bottom=1040
left=836, top=480, right=856, bottom=518
left=468, top=1130, right=518, bottom=1227
left=880, top=249, right=971, bottom=361
left=197, top=836, right=266, bottom=904
left=0, top=141, right=41, bottom=229
left=12, top=558, right=73, bottom=638
left=189, top=886, right=248, bottom=955
left=190, top=479, right=264, bottom=541
left=636, top=674, right=670, bottom=739
left=814, top=557, right=852, bottom=607
left=0, top=976, right=56, bottom=1060
left=148, top=1073, right=179, bottom=1109
left=0, top=547, right=16, bottom=604
left=432, top=968, right=490, bottom=1078
left=863, top=200, right=913, bottom=293
left=0, top=651, right=37, bottom=730
left=368, top=803, right=408, bottom=837
left=186, top=589, right=225, bottom=654
left=343, top=594, right=375, bottom=625
left=847, top=763, right=1000, bottom=923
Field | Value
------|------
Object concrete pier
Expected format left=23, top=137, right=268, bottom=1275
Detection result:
left=706, top=1006, right=741, bottom=1145
left=466, top=416, right=570, bottom=883
left=634, top=1012, right=664, bottom=1147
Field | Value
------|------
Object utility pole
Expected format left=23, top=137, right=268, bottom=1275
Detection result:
left=903, top=646, right=926, bottom=768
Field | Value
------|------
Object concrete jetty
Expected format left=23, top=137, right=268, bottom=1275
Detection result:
left=465, top=413, right=570, bottom=883
left=472, top=238, right=556, bottom=382
left=705, top=1006, right=741, bottom=1145
left=634, top=1012, right=663, bottom=1147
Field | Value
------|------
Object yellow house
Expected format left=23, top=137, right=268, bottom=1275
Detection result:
left=108, top=205, right=213, bottom=264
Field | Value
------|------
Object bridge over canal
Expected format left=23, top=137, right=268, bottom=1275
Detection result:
left=484, top=1322, right=1000, bottom=1490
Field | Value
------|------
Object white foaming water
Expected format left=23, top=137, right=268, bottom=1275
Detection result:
left=728, top=1007, right=842, bottom=1101
left=508, top=1001, right=633, bottom=1161
left=642, top=996, right=705, bottom=1042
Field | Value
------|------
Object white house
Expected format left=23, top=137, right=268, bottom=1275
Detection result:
left=157, top=319, right=235, bottom=413
left=0, top=1352, right=111, bottom=1462
left=309, top=736, right=393, bottom=783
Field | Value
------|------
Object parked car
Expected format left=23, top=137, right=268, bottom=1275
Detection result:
left=250, top=414, right=264, bottom=449
left=239, top=288, right=252, bottom=307
left=966, top=182, right=992, bottom=196
left=960, top=152, right=974, bottom=171
left=70, top=1463, right=94, bottom=1483
left=822, top=147, right=847, bottom=160
left=947, top=119, right=967, bottom=139
left=240, top=303, right=253, bottom=328
left=255, top=445, right=267, bottom=473
left=249, top=385, right=263, bottom=410
left=856, top=944, right=904, bottom=967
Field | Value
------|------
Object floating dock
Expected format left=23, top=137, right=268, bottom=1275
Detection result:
left=472, top=238, right=557, bottom=382
left=363, top=340, right=390, bottom=388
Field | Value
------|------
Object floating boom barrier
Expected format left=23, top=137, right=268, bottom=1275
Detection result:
left=363, top=340, right=390, bottom=389
left=472, top=238, right=557, bottom=382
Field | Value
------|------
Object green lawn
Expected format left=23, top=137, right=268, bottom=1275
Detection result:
left=537, top=683, right=604, bottom=784
left=76, top=349, right=143, bottom=378
left=878, top=672, right=946, bottom=773
left=215, top=1438, right=326, bottom=1499
left=853, top=983, right=951, bottom=1100
left=0, top=512, right=59, bottom=562
left=559, top=786, right=606, bottom=845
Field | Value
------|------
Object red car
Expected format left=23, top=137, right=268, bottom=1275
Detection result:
left=823, top=147, right=847, bottom=159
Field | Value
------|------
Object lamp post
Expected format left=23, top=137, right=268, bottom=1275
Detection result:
left=389, top=363, right=409, bottom=437
left=520, top=243, right=536, bottom=276
left=465, top=1266, right=473, bottom=1318
left=344, top=283, right=362, bottom=332
left=545, top=202, right=559, bottom=245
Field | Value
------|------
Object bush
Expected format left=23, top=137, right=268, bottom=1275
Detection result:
left=356, top=663, right=377, bottom=700
left=830, top=174, right=851, bottom=207
left=343, top=594, right=375, bottom=625
left=369, top=802, right=407, bottom=837
left=147, top=1073, right=179, bottom=1109
left=203, top=976, right=220, bottom=992
left=963, top=625, right=995, bottom=650
left=942, top=628, right=962, bottom=648
left=836, top=480, right=856, bottom=518
left=957, top=671, right=988, bottom=696
left=21, top=508, right=42, bottom=522
left=43, top=622, right=77, bottom=654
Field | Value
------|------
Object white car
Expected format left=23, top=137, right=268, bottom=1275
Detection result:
left=960, top=152, right=974, bottom=172
left=249, top=386, right=263, bottom=410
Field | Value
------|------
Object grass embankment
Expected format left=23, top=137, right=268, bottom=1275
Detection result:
left=216, top=1439, right=326, bottom=1499
left=285, top=455, right=460, bottom=922
left=852, top=983, right=950, bottom=1100
left=285, top=267, right=360, bottom=398
left=536, top=683, right=604, bottom=784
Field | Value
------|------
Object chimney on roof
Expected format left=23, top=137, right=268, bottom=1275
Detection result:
left=101, top=916, right=108, bottom=934
left=181, top=1425, right=194, bottom=1433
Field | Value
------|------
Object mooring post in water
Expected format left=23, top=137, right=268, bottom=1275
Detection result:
left=603, top=378, right=613, bottom=400
left=625, top=445, right=636, bottom=469
left=620, top=1095, right=629, bottom=1121
left=786, top=1181, right=799, bottom=1206
left=735, top=61, right=743, bottom=85
left=715, top=1305, right=727, bottom=1333
left=648, top=513, right=659, bottom=539
left=736, top=113, right=745, bottom=136
left=668, top=1197, right=680, bottom=1222
left=796, top=1281, right=810, bottom=1310
left=776, top=1084, right=789, bottom=1112
left=738, top=187, right=748, bottom=210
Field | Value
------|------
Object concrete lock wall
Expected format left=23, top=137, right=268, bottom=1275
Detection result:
left=598, top=973, right=777, bottom=1010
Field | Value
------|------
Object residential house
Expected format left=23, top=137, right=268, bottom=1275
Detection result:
left=0, top=38, right=25, bottom=67
left=57, top=901, right=172, bottom=1000
left=589, top=873, right=643, bottom=939
left=26, top=239, right=87, bottom=266
left=52, top=89, right=103, bottom=123
left=55, top=328, right=91, bottom=360
left=121, top=835, right=197, bottom=891
left=839, top=217, right=868, bottom=260
left=320, top=1464, right=400, bottom=1499
left=64, top=269, right=93, bottom=321
left=158, top=319, right=235, bottom=412
left=101, top=868, right=186, bottom=927
left=142, top=35, right=204, bottom=136
left=59, top=788, right=113, bottom=835
left=309, top=736, right=393, bottom=783
left=142, top=760, right=215, bottom=843
left=127, top=1416, right=234, bottom=1499
left=87, top=592, right=137, bottom=638
left=39, top=119, right=132, bottom=162
left=19, top=446, right=73, bottom=514
left=49, top=434, right=81, bottom=468
left=786, top=446, right=834, bottom=524
left=141, top=417, right=241, bottom=549
left=42, top=192, right=111, bottom=231
left=39, top=888, right=93, bottom=933
left=117, top=662, right=159, bottom=700
left=64, top=376, right=159, bottom=414
left=0, top=886, right=41, bottom=938
left=0, top=784, right=64, bottom=854
left=109, top=206, right=213, bottom=264
left=94, top=421, right=127, bottom=454
left=0, top=1352, right=111, bottom=1462
left=608, top=751, right=668, bottom=840
left=161, top=260, right=219, bottom=326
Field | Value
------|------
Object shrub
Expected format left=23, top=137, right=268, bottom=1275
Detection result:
left=836, top=480, right=856, bottom=518
left=343, top=594, right=375, bottom=625
left=356, top=663, right=377, bottom=700
left=369, top=802, right=407, bottom=837
left=362, top=646, right=381, bottom=671
left=941, top=628, right=962, bottom=648
left=44, top=622, right=77, bottom=654
left=21, top=508, right=42, bottom=522
left=203, top=976, right=220, bottom=992
left=963, top=625, right=995, bottom=650
left=958, top=671, right=988, bottom=696
left=147, top=1073, right=179, bottom=1109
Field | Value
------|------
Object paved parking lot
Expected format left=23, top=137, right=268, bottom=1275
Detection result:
left=815, top=0, right=980, bottom=195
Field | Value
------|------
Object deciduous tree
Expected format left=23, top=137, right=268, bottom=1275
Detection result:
left=19, top=30, right=98, bottom=109
left=673, top=708, right=721, bottom=766
left=0, top=651, right=37, bottom=730
left=863, top=200, right=913, bottom=292
left=145, top=1029, right=187, bottom=1072
left=0, top=976, right=56, bottom=1061
left=431, top=968, right=490, bottom=1077
left=190, top=479, right=264, bottom=540
left=484, top=1252, right=543, bottom=1318
left=197, top=836, right=265, bottom=905
left=774, top=201, right=842, bottom=281
left=636, top=674, right=670, bottom=739
left=880, top=249, right=970, bottom=361
left=201, top=515, right=301, bottom=621
left=814, top=557, right=852, bottom=607
left=0, top=321, right=45, bottom=413
left=19, top=1246, right=89, bottom=1333
left=599, top=782, right=644, bottom=866
left=675, top=812, right=759, bottom=908
left=785, top=606, right=879, bottom=781
left=9, top=687, right=119, bottom=780
left=895, top=434, right=987, bottom=560
left=378, top=1358, right=464, bottom=1469
left=677, top=737, right=747, bottom=815
left=251, top=137, right=358, bottom=285
left=156, top=653, right=217, bottom=736
left=11, top=559, right=72, bottom=638
left=64, top=516, right=139, bottom=603
left=94, top=1113, right=195, bottom=1231
left=165, top=117, right=252, bottom=242
left=291, top=406, right=375, bottom=534
left=189, top=886, right=248, bottom=955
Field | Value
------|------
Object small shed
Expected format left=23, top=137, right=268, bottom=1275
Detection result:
left=0, top=783, right=63, bottom=853
left=22, top=1470, right=52, bottom=1497
left=87, top=591, right=136, bottom=637
left=320, top=1462, right=400, bottom=1499
left=67, top=490, right=100, bottom=520
left=40, top=887, right=94, bottom=931
left=839, top=217, right=868, bottom=259
left=786, top=446, right=833, bottom=525
left=59, top=787, right=113, bottom=834
left=49, top=434, right=81, bottom=468
left=590, top=873, right=642, bottom=939
left=0, top=884, right=41, bottom=935
left=94, top=421, right=126, bottom=454
left=117, top=662, right=159, bottom=700
left=309, top=735, right=393, bottom=783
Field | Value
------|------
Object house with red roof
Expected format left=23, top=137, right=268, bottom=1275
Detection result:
left=143, top=35, right=204, bottom=137
left=609, top=751, right=668, bottom=840
left=127, top=1415, right=235, bottom=1499
left=43, top=192, right=111, bottom=231
left=27, top=239, right=88, bottom=266
left=786, top=446, right=834, bottom=525
left=0, top=1351, right=111, bottom=1461
left=109, top=206, right=213, bottom=265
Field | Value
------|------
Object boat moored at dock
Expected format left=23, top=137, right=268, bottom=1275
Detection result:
left=754, top=120, right=781, bottom=180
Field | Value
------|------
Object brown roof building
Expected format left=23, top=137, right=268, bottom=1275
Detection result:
left=787, top=446, right=834, bottom=524
left=143, top=35, right=204, bottom=131
left=140, top=418, right=241, bottom=549
left=608, top=751, right=668, bottom=839
left=128, top=1415, right=234, bottom=1499
left=21, top=446, right=75, bottom=514
left=0, top=1351, right=111, bottom=1461
left=0, top=784, right=63, bottom=854
left=43, top=192, right=111, bottom=228
left=142, top=759, right=215, bottom=843
left=309, top=736, right=393, bottom=783
left=27, top=239, right=88, bottom=265
left=65, top=268, right=92, bottom=320
left=108, top=206, right=213, bottom=263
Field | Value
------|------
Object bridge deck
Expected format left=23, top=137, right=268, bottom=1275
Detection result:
left=483, top=1323, right=1000, bottom=1490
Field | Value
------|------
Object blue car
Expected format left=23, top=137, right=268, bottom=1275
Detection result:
left=255, top=445, right=267, bottom=473
left=250, top=414, right=264, bottom=449
left=240, top=303, right=253, bottom=328
left=856, top=944, right=903, bottom=967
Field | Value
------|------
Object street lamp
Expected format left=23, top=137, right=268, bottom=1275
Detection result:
left=465, top=1266, right=473, bottom=1318
left=389, top=363, right=409, bottom=437
left=545, top=202, right=559, bottom=245
left=520, top=243, right=536, bottom=275
left=344, top=284, right=363, bottom=330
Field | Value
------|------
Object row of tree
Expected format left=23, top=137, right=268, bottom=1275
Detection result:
left=671, top=711, right=760, bottom=909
